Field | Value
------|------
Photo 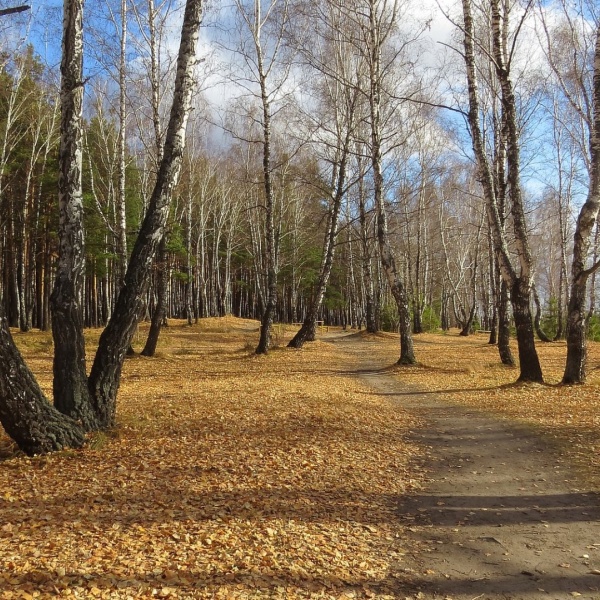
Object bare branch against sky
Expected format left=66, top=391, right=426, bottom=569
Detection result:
left=0, top=5, right=29, bottom=17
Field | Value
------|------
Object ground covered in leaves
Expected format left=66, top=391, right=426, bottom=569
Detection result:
left=3, top=321, right=600, bottom=599
left=0, top=318, right=422, bottom=599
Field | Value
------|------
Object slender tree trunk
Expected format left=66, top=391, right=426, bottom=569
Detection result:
left=488, top=236, right=498, bottom=344
left=462, top=0, right=541, bottom=381
left=497, top=280, right=514, bottom=365
left=287, top=213, right=336, bottom=348
left=254, top=21, right=278, bottom=354
left=185, top=188, right=194, bottom=325
left=563, top=28, right=600, bottom=384
left=289, top=114, right=353, bottom=348
left=139, top=0, right=167, bottom=354
left=88, top=0, right=205, bottom=427
left=141, top=237, right=168, bottom=356
left=587, top=223, right=599, bottom=321
left=491, top=0, right=542, bottom=382
left=358, top=163, right=377, bottom=334
left=488, top=311, right=498, bottom=344
left=532, top=284, right=552, bottom=342
left=367, top=1, right=415, bottom=365
left=116, top=0, right=129, bottom=291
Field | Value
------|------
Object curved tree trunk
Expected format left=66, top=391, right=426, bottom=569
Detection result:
left=88, top=0, right=205, bottom=428
left=563, top=28, right=600, bottom=383
left=0, top=314, right=85, bottom=455
left=289, top=311, right=318, bottom=348
left=289, top=104, right=353, bottom=349
left=459, top=305, right=476, bottom=337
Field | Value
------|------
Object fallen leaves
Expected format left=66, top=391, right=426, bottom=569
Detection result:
left=0, top=318, right=422, bottom=599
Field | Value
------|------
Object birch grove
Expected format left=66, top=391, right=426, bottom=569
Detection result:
left=1, top=0, right=600, bottom=451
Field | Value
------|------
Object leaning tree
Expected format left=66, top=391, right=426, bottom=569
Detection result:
left=0, top=0, right=206, bottom=454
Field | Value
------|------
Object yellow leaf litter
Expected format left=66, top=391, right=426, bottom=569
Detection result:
left=0, top=318, right=423, bottom=599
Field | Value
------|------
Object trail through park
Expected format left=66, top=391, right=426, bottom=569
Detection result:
left=333, top=333, right=600, bottom=600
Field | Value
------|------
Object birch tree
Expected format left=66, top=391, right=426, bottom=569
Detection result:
left=0, top=0, right=206, bottom=452
left=354, top=0, right=417, bottom=364
left=224, top=0, right=292, bottom=354
left=50, top=0, right=96, bottom=427
left=461, top=0, right=543, bottom=382
left=288, top=0, right=360, bottom=348
left=89, top=0, right=205, bottom=426
left=538, top=3, right=600, bottom=383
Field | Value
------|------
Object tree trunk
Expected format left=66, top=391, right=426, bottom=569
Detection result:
left=512, top=278, right=543, bottom=382
left=488, top=312, right=497, bottom=345
left=141, top=236, right=168, bottom=356
left=0, top=313, right=85, bottom=455
left=564, top=281, right=588, bottom=383
left=367, top=1, right=415, bottom=365
left=50, top=0, right=97, bottom=429
left=358, top=163, right=377, bottom=334
left=461, top=0, right=541, bottom=382
left=88, top=0, right=205, bottom=428
left=532, top=284, right=552, bottom=342
left=254, top=73, right=277, bottom=352
left=256, top=270, right=276, bottom=354
left=289, top=109, right=352, bottom=349
left=459, top=305, right=476, bottom=337
left=497, top=280, right=514, bottom=365
left=491, top=0, right=542, bottom=382
left=563, top=28, right=600, bottom=383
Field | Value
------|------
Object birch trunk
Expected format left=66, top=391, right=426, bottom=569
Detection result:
left=563, top=28, right=600, bottom=384
left=0, top=313, right=86, bottom=455
left=252, top=2, right=278, bottom=355
left=116, top=0, right=128, bottom=290
left=288, top=169, right=346, bottom=348
left=367, top=0, right=415, bottom=364
left=461, top=0, right=541, bottom=381
left=141, top=237, right=168, bottom=356
left=50, top=0, right=98, bottom=428
left=89, top=0, right=205, bottom=427
left=358, top=162, right=377, bottom=334
left=490, top=0, right=542, bottom=381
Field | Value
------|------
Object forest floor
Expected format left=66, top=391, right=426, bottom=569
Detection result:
left=1, top=318, right=600, bottom=599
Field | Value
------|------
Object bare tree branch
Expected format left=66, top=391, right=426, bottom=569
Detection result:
left=0, top=5, right=29, bottom=16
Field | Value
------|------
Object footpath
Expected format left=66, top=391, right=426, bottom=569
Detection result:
left=337, top=335, right=600, bottom=600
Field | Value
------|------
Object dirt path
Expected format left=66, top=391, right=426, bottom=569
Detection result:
left=333, top=335, right=600, bottom=600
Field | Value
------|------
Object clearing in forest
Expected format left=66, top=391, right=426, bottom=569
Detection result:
left=1, top=318, right=600, bottom=599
